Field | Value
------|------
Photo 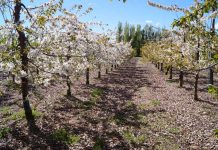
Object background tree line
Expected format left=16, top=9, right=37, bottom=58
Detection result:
left=116, top=22, right=162, bottom=57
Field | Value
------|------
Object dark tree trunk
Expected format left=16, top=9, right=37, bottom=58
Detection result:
left=209, top=69, right=214, bottom=85
left=179, top=70, right=183, bottom=87
left=36, top=68, right=39, bottom=75
left=179, top=35, right=186, bottom=88
left=111, top=65, right=113, bottom=71
left=67, top=76, right=71, bottom=97
left=14, top=1, right=34, bottom=126
left=165, top=66, right=170, bottom=75
left=194, top=72, right=199, bottom=100
left=160, top=63, right=163, bottom=72
left=86, top=67, right=90, bottom=85
left=194, top=36, right=200, bottom=100
left=136, top=48, right=140, bottom=57
left=106, top=68, right=108, bottom=74
left=169, top=66, right=173, bottom=79
left=208, top=12, right=215, bottom=85
left=12, top=74, right=15, bottom=83
left=157, top=63, right=160, bottom=69
left=98, top=64, right=101, bottom=79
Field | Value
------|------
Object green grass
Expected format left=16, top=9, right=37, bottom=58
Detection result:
left=91, top=88, right=103, bottom=98
left=121, top=129, right=146, bottom=145
left=208, top=85, right=218, bottom=98
left=83, top=88, right=104, bottom=108
left=125, top=100, right=135, bottom=108
left=137, top=99, right=161, bottom=110
left=137, top=103, right=148, bottom=110
left=0, top=89, right=4, bottom=96
left=0, top=106, right=12, bottom=116
left=154, top=136, right=180, bottom=150
left=110, top=114, right=126, bottom=125
left=168, top=127, right=181, bottom=134
left=50, top=128, right=80, bottom=145
left=6, top=80, right=20, bottom=90
left=215, top=129, right=218, bottom=138
left=7, top=108, right=42, bottom=121
left=151, top=99, right=161, bottom=107
left=93, top=139, right=104, bottom=150
left=0, top=127, right=11, bottom=139
left=138, top=115, right=148, bottom=124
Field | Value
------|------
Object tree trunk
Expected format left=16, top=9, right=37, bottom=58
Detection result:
left=14, top=1, right=34, bottom=126
left=169, top=66, right=173, bottom=79
left=209, top=69, right=214, bottom=85
left=194, top=72, right=199, bottom=100
left=157, top=63, right=160, bottom=69
left=179, top=70, right=183, bottom=87
left=67, top=76, right=71, bottom=97
left=165, top=66, right=170, bottom=75
left=12, top=74, right=15, bottom=83
left=160, top=63, right=163, bottom=72
left=179, top=34, right=186, bottom=88
left=208, top=13, right=215, bottom=85
left=106, top=68, right=108, bottom=74
left=36, top=67, right=39, bottom=75
left=98, top=64, right=101, bottom=79
left=111, top=65, right=113, bottom=71
left=86, top=67, right=90, bottom=85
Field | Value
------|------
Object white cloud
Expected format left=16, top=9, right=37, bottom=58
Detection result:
left=145, top=20, right=152, bottom=24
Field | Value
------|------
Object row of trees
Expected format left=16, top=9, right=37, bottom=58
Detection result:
left=116, top=22, right=162, bottom=57
left=0, top=0, right=132, bottom=128
left=142, top=0, right=218, bottom=100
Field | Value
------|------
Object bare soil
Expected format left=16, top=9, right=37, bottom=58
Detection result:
left=0, top=57, right=218, bottom=150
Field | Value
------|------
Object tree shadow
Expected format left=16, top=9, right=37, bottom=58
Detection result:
left=47, top=58, right=163, bottom=149
left=1, top=58, right=165, bottom=149
left=195, top=98, right=218, bottom=107
left=3, top=122, right=69, bottom=150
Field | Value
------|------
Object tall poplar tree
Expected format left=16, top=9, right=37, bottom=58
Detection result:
left=116, top=22, right=123, bottom=42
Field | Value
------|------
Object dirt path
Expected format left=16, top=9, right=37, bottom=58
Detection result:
left=72, top=57, right=218, bottom=149
left=130, top=58, right=218, bottom=149
left=1, top=57, right=218, bottom=150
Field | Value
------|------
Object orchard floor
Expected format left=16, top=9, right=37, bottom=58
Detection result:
left=0, top=57, right=218, bottom=150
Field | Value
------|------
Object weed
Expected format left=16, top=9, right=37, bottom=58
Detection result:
left=0, top=127, right=11, bottom=139
left=125, top=100, right=135, bottom=108
left=137, top=103, right=148, bottom=110
left=91, top=88, right=103, bottom=98
left=208, top=85, right=218, bottom=98
left=122, top=129, right=146, bottom=145
left=6, top=80, right=20, bottom=90
left=168, top=127, right=181, bottom=134
left=0, top=106, right=11, bottom=116
left=138, top=115, right=148, bottom=124
left=50, top=128, right=80, bottom=144
left=151, top=99, right=161, bottom=107
left=8, top=109, right=25, bottom=120
left=215, top=129, right=218, bottom=138
left=0, top=89, right=4, bottom=96
left=138, top=99, right=161, bottom=110
left=7, top=108, right=42, bottom=121
left=93, top=138, right=104, bottom=150
left=111, top=114, right=126, bottom=125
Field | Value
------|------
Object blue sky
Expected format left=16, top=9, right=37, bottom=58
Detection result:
left=67, top=0, right=193, bottom=29
left=23, top=0, right=195, bottom=31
